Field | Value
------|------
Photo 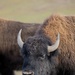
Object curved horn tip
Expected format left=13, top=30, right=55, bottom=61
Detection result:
left=19, top=29, right=22, bottom=35
left=57, top=33, right=60, bottom=40
left=17, top=29, right=24, bottom=49
left=48, top=33, right=60, bottom=53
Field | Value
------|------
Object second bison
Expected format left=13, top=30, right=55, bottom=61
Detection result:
left=0, top=19, right=40, bottom=75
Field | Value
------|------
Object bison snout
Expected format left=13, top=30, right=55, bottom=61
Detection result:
left=22, top=71, right=34, bottom=75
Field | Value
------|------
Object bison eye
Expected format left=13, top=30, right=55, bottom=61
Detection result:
left=39, top=54, right=45, bottom=60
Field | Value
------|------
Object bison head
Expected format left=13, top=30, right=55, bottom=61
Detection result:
left=17, top=29, right=60, bottom=75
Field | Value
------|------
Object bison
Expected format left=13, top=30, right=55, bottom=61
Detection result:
left=17, top=14, right=75, bottom=75
left=0, top=19, right=41, bottom=75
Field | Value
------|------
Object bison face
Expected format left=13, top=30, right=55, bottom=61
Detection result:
left=22, top=37, right=52, bottom=75
left=17, top=29, right=60, bottom=75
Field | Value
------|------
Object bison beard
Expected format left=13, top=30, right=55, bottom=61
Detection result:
left=17, top=14, right=75, bottom=75
left=0, top=19, right=41, bottom=75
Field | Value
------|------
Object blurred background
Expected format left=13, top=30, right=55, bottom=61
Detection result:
left=0, top=0, right=75, bottom=23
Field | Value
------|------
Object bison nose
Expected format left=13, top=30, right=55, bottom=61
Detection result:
left=22, top=71, right=34, bottom=75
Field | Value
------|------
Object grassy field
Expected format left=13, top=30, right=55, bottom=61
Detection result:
left=0, top=0, right=75, bottom=23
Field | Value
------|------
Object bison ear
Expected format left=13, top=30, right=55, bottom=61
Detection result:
left=47, top=33, right=60, bottom=54
left=17, top=29, right=24, bottom=49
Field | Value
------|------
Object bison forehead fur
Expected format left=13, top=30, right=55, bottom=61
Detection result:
left=22, top=36, right=49, bottom=56
left=18, top=14, right=75, bottom=75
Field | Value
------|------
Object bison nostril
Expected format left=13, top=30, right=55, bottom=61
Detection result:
left=23, top=71, right=34, bottom=75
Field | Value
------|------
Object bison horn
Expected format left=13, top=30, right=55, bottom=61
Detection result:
left=17, top=29, right=24, bottom=49
left=48, top=33, right=60, bottom=53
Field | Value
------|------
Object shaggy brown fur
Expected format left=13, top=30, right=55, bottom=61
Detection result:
left=0, top=19, right=41, bottom=75
left=39, top=14, right=75, bottom=74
